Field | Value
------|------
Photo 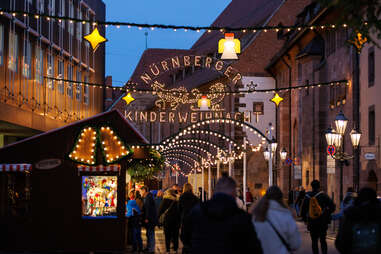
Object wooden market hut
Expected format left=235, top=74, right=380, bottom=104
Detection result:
left=0, top=109, right=149, bottom=252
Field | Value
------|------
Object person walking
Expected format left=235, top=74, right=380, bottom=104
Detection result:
left=158, top=189, right=181, bottom=254
left=301, top=180, right=335, bottom=254
left=155, top=190, right=164, bottom=214
left=252, top=186, right=301, bottom=254
left=295, top=186, right=305, bottom=217
left=331, top=187, right=357, bottom=221
left=335, top=187, right=381, bottom=254
left=141, top=186, right=157, bottom=254
left=126, top=191, right=143, bottom=253
left=135, top=190, right=144, bottom=211
left=178, top=183, right=199, bottom=254
left=182, top=173, right=263, bottom=254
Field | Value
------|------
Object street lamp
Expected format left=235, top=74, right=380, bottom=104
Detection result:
left=280, top=148, right=287, bottom=161
left=263, top=148, right=270, bottom=161
left=324, top=111, right=361, bottom=201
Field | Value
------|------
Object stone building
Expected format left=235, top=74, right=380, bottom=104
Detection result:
left=0, top=0, right=106, bottom=147
left=266, top=2, right=360, bottom=205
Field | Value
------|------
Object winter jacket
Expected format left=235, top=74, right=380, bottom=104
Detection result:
left=126, top=200, right=141, bottom=217
left=143, top=192, right=158, bottom=227
left=158, top=190, right=181, bottom=227
left=332, top=191, right=357, bottom=220
left=178, top=191, right=199, bottom=223
left=253, top=200, right=301, bottom=254
left=182, top=193, right=263, bottom=254
left=301, top=190, right=335, bottom=231
left=335, top=200, right=381, bottom=254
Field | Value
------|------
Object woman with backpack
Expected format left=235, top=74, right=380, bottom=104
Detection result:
left=158, top=189, right=181, bottom=254
left=335, top=187, right=381, bottom=254
left=251, top=186, right=301, bottom=254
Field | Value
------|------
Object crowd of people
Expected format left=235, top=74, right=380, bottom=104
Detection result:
left=126, top=175, right=381, bottom=254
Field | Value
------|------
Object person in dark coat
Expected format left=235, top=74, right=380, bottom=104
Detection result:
left=141, top=186, right=157, bottom=254
left=182, top=173, right=263, bottom=254
left=335, top=187, right=381, bottom=254
left=158, top=189, right=181, bottom=254
left=179, top=183, right=199, bottom=254
left=300, top=180, right=335, bottom=254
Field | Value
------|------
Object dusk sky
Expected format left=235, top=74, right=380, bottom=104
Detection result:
left=105, top=0, right=231, bottom=86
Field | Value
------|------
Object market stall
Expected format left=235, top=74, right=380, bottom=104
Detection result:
left=0, top=110, right=158, bottom=252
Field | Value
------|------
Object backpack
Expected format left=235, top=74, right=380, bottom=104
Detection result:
left=351, top=222, right=381, bottom=254
left=308, top=192, right=323, bottom=219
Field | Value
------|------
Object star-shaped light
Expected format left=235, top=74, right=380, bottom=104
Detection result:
left=246, top=81, right=257, bottom=92
left=84, top=27, right=107, bottom=51
left=123, top=93, right=135, bottom=105
left=271, top=93, right=283, bottom=106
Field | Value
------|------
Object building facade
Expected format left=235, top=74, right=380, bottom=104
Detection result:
left=0, top=0, right=105, bottom=147
left=267, top=2, right=360, bottom=205
left=359, top=37, right=381, bottom=195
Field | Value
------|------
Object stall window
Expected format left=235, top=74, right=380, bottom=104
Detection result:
left=6, top=173, right=31, bottom=217
left=82, top=176, right=117, bottom=217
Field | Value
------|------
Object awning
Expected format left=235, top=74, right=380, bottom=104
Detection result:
left=0, top=164, right=32, bottom=172
left=77, top=164, right=120, bottom=172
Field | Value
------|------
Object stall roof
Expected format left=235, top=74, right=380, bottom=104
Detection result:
left=0, top=110, right=149, bottom=164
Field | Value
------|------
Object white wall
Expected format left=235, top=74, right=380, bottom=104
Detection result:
left=239, top=76, right=276, bottom=146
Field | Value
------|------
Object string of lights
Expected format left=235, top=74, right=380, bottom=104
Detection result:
left=0, top=9, right=350, bottom=32
left=44, top=76, right=348, bottom=95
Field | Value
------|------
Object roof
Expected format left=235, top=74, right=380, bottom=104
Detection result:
left=295, top=35, right=324, bottom=59
left=0, top=110, right=149, bottom=164
left=266, top=3, right=328, bottom=70
left=191, top=0, right=284, bottom=53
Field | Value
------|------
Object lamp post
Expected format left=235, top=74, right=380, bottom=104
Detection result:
left=325, top=111, right=361, bottom=202
left=263, top=123, right=278, bottom=186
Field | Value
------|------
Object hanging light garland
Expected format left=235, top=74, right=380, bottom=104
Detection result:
left=0, top=9, right=352, bottom=33
left=99, top=126, right=130, bottom=164
left=43, top=76, right=348, bottom=96
left=69, top=126, right=97, bottom=165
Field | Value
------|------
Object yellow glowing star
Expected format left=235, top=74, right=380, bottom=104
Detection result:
left=271, top=93, right=284, bottom=106
left=83, top=27, right=107, bottom=51
left=123, top=93, right=135, bottom=105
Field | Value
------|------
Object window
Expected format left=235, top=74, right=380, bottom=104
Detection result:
left=76, top=9, right=82, bottom=41
left=306, top=170, right=310, bottom=187
left=369, top=106, right=375, bottom=145
left=68, top=0, right=74, bottom=36
left=37, top=0, right=44, bottom=13
left=58, top=0, right=65, bottom=28
left=8, top=32, right=18, bottom=72
left=82, top=176, right=117, bottom=217
left=6, top=173, right=31, bottom=217
left=35, top=46, right=43, bottom=84
left=253, top=102, right=264, bottom=115
left=0, top=25, right=4, bottom=65
left=22, top=39, right=31, bottom=78
left=47, top=54, right=54, bottom=89
left=84, top=12, right=90, bottom=48
left=67, top=65, right=73, bottom=98
left=48, top=0, right=55, bottom=16
left=84, top=76, right=89, bottom=105
left=76, top=70, right=82, bottom=101
left=58, top=60, right=64, bottom=94
left=368, top=47, right=375, bottom=87
left=298, top=62, right=302, bottom=82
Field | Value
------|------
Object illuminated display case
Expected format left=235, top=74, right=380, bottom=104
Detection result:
left=82, top=176, right=117, bottom=217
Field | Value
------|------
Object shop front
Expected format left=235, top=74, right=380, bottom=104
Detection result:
left=0, top=110, right=153, bottom=252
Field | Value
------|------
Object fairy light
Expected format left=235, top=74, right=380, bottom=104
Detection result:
left=100, top=126, right=129, bottom=164
left=69, top=127, right=97, bottom=165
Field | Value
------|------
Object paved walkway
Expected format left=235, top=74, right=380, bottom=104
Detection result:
left=133, top=222, right=339, bottom=254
